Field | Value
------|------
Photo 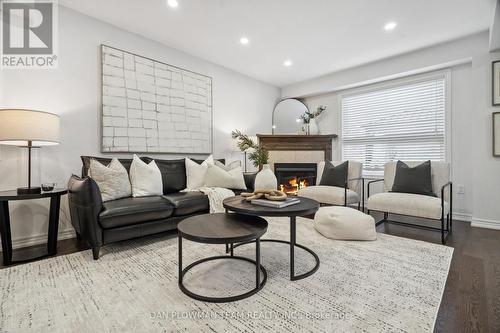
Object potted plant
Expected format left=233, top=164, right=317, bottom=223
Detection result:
left=231, top=130, right=277, bottom=190
left=231, top=130, right=269, bottom=169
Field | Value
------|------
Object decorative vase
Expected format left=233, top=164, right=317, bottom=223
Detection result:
left=308, top=118, right=319, bottom=135
left=254, top=164, right=278, bottom=190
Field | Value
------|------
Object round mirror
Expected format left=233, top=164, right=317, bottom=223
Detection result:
left=272, top=99, right=308, bottom=134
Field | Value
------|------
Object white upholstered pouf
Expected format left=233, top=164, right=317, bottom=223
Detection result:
left=314, top=206, right=377, bottom=241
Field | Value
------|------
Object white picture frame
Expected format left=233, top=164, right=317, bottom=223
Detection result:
left=494, top=112, right=500, bottom=157
left=101, top=45, right=213, bottom=154
left=492, top=61, right=500, bottom=106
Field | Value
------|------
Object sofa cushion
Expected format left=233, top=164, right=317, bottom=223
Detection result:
left=81, top=156, right=134, bottom=178
left=214, top=160, right=241, bottom=171
left=142, top=157, right=187, bottom=194
left=162, top=192, right=209, bottom=216
left=314, top=206, right=377, bottom=241
left=367, top=192, right=449, bottom=220
left=88, top=158, right=131, bottom=202
left=129, top=155, right=163, bottom=197
left=185, top=156, right=214, bottom=190
left=298, top=185, right=360, bottom=205
left=204, top=164, right=247, bottom=190
left=99, top=196, right=174, bottom=229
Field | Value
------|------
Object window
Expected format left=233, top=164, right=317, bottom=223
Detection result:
left=341, top=74, right=446, bottom=175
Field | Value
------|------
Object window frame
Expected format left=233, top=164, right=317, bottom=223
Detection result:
left=339, top=70, right=452, bottom=177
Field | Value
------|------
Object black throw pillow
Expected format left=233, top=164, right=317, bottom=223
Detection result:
left=391, top=160, right=435, bottom=196
left=319, top=161, right=349, bottom=188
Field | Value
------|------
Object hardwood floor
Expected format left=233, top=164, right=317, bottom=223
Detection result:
left=375, top=218, right=500, bottom=333
left=1, top=217, right=499, bottom=332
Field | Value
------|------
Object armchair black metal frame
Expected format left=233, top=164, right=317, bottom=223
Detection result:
left=366, top=178, right=453, bottom=244
left=339, top=177, right=364, bottom=210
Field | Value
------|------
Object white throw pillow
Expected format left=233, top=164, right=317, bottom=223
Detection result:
left=185, top=155, right=214, bottom=189
left=88, top=158, right=131, bottom=202
left=129, top=155, right=163, bottom=197
left=204, top=163, right=247, bottom=190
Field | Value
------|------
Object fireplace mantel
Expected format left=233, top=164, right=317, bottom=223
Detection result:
left=257, top=134, right=338, bottom=160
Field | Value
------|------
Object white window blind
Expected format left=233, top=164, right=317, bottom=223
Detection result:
left=341, top=76, right=446, bottom=174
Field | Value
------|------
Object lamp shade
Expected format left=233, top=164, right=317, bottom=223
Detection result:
left=0, top=109, right=60, bottom=146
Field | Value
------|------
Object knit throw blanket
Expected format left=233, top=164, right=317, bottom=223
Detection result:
left=182, top=187, right=235, bottom=213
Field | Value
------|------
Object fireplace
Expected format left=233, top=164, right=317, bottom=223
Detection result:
left=274, top=163, right=317, bottom=195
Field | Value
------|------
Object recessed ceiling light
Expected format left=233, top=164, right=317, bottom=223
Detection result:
left=384, top=21, right=397, bottom=31
left=240, top=37, right=249, bottom=45
left=167, top=0, right=178, bottom=8
left=283, top=60, right=293, bottom=67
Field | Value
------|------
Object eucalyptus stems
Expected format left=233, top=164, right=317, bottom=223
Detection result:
left=299, top=105, right=326, bottom=124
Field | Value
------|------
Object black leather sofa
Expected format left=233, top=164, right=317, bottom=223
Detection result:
left=68, top=156, right=255, bottom=259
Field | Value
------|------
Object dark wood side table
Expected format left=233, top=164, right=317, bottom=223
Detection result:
left=0, top=188, right=67, bottom=266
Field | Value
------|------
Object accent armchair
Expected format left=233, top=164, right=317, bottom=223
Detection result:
left=366, top=161, right=452, bottom=244
left=298, top=160, right=363, bottom=209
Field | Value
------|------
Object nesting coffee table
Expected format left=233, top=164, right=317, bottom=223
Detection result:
left=177, top=213, right=268, bottom=303
left=223, top=196, right=320, bottom=281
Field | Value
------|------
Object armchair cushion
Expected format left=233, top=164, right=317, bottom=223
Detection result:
left=319, top=161, right=348, bottom=187
left=298, top=185, right=360, bottom=205
left=316, top=160, right=363, bottom=193
left=383, top=161, right=450, bottom=200
left=391, top=160, right=435, bottom=196
left=142, top=157, right=186, bottom=194
left=367, top=192, right=449, bottom=220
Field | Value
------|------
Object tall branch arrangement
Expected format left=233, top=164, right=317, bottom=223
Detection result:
left=231, top=130, right=269, bottom=168
left=300, top=105, right=326, bottom=124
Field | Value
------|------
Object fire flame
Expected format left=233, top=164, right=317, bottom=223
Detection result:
left=279, top=177, right=308, bottom=195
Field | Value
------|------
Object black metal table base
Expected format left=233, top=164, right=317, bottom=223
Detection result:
left=229, top=239, right=320, bottom=281
left=178, top=237, right=267, bottom=303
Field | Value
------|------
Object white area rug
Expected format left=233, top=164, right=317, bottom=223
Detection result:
left=0, top=217, right=453, bottom=332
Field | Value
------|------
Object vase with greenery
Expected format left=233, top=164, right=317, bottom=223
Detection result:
left=299, top=105, right=326, bottom=135
left=231, top=130, right=269, bottom=170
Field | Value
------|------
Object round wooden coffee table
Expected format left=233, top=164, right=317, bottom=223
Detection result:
left=177, top=213, right=268, bottom=303
left=222, top=196, right=320, bottom=281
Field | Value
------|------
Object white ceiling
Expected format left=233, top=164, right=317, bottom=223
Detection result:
left=60, top=0, right=495, bottom=87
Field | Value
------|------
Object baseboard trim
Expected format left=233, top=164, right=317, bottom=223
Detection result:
left=7, top=227, right=76, bottom=250
left=452, top=212, right=472, bottom=222
left=471, top=218, right=500, bottom=230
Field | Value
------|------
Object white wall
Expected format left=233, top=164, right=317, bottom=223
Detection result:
left=0, top=6, right=280, bottom=248
left=283, top=31, right=500, bottom=227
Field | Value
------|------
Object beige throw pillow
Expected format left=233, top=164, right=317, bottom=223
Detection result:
left=129, top=155, right=163, bottom=197
left=214, top=160, right=241, bottom=171
left=88, top=158, right=131, bottom=202
left=204, top=163, right=247, bottom=190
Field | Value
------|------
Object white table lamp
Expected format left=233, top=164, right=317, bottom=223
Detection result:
left=0, top=109, right=60, bottom=194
